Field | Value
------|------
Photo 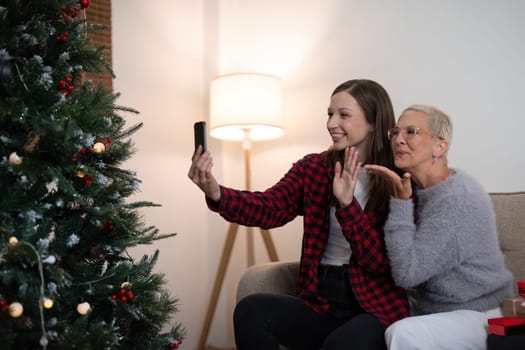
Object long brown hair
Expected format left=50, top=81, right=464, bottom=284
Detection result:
left=327, top=79, right=396, bottom=214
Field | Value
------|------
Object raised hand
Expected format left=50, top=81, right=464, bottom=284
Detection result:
left=333, top=147, right=362, bottom=207
left=364, top=164, right=412, bottom=200
left=187, top=145, right=221, bottom=202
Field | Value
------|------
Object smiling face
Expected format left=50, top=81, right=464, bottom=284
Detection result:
left=327, top=91, right=373, bottom=154
left=391, top=110, right=443, bottom=173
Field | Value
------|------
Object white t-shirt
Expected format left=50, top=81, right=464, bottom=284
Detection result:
left=321, top=169, right=368, bottom=266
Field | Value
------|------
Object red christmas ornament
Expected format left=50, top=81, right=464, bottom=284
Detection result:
left=84, top=175, right=95, bottom=185
left=80, top=0, right=90, bottom=9
left=56, top=31, right=69, bottom=42
left=99, top=220, right=114, bottom=231
left=61, top=6, right=79, bottom=22
left=58, top=75, right=73, bottom=95
left=167, top=337, right=183, bottom=348
left=0, top=298, right=9, bottom=312
left=112, top=283, right=135, bottom=304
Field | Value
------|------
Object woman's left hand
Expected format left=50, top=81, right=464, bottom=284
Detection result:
left=333, top=147, right=361, bottom=207
left=364, top=164, right=412, bottom=199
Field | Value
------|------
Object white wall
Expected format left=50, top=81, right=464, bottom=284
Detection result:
left=112, top=1, right=209, bottom=349
left=113, top=1, right=525, bottom=349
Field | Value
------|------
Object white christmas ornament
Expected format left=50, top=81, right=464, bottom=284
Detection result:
left=40, top=336, right=49, bottom=347
left=8, top=152, right=23, bottom=165
left=76, top=302, right=91, bottom=315
left=8, top=302, right=24, bottom=318
left=92, top=142, right=105, bottom=154
left=8, top=236, right=19, bottom=247
left=42, top=297, right=54, bottom=309
left=42, top=255, right=56, bottom=264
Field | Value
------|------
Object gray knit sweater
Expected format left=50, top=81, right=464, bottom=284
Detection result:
left=384, top=169, right=514, bottom=315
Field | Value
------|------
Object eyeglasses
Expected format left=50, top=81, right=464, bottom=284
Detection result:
left=387, top=126, right=443, bottom=141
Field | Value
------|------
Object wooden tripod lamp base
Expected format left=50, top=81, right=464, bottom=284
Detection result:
left=197, top=222, right=279, bottom=350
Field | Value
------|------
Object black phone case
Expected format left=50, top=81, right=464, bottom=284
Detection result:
left=194, top=121, right=207, bottom=151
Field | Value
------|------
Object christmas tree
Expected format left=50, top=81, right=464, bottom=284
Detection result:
left=0, top=0, right=184, bottom=349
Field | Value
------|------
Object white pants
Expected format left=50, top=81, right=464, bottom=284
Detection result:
left=385, top=308, right=502, bottom=350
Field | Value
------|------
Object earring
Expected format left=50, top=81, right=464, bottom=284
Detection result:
left=432, top=156, right=438, bottom=163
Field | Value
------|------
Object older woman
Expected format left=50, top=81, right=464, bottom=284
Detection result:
left=365, top=104, right=513, bottom=350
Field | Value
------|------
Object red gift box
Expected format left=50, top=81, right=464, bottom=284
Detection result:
left=488, top=317, right=525, bottom=336
left=518, top=280, right=525, bottom=297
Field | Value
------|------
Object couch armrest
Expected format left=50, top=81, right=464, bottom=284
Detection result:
left=236, top=260, right=300, bottom=303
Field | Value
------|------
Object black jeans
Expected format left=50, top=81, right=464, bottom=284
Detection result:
left=233, top=265, right=386, bottom=350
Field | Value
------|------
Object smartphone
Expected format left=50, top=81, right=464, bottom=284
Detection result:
left=194, top=121, right=207, bottom=152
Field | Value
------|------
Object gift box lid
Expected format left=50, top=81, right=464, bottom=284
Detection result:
left=488, top=317, right=525, bottom=327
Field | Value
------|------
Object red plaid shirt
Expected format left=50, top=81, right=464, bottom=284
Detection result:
left=208, top=151, right=409, bottom=328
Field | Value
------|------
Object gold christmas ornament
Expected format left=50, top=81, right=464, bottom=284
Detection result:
left=8, top=236, right=19, bottom=247
left=8, top=302, right=24, bottom=318
left=92, top=142, right=105, bottom=154
left=121, top=281, right=132, bottom=289
left=76, top=165, right=86, bottom=178
left=8, top=152, right=23, bottom=165
left=42, top=297, right=54, bottom=309
left=76, top=302, right=91, bottom=315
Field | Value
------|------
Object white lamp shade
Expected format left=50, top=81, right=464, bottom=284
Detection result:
left=209, top=73, right=284, bottom=141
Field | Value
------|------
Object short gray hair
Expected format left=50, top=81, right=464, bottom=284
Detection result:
left=402, top=104, right=453, bottom=143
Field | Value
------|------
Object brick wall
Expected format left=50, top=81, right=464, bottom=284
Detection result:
left=82, top=0, right=112, bottom=91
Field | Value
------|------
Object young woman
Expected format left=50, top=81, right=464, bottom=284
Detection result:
left=366, top=104, right=513, bottom=350
left=188, top=79, right=409, bottom=350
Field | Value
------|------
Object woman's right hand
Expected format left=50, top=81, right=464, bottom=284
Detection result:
left=364, top=164, right=412, bottom=200
left=187, top=145, right=221, bottom=202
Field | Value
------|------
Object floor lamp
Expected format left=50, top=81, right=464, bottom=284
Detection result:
left=198, top=73, right=284, bottom=350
